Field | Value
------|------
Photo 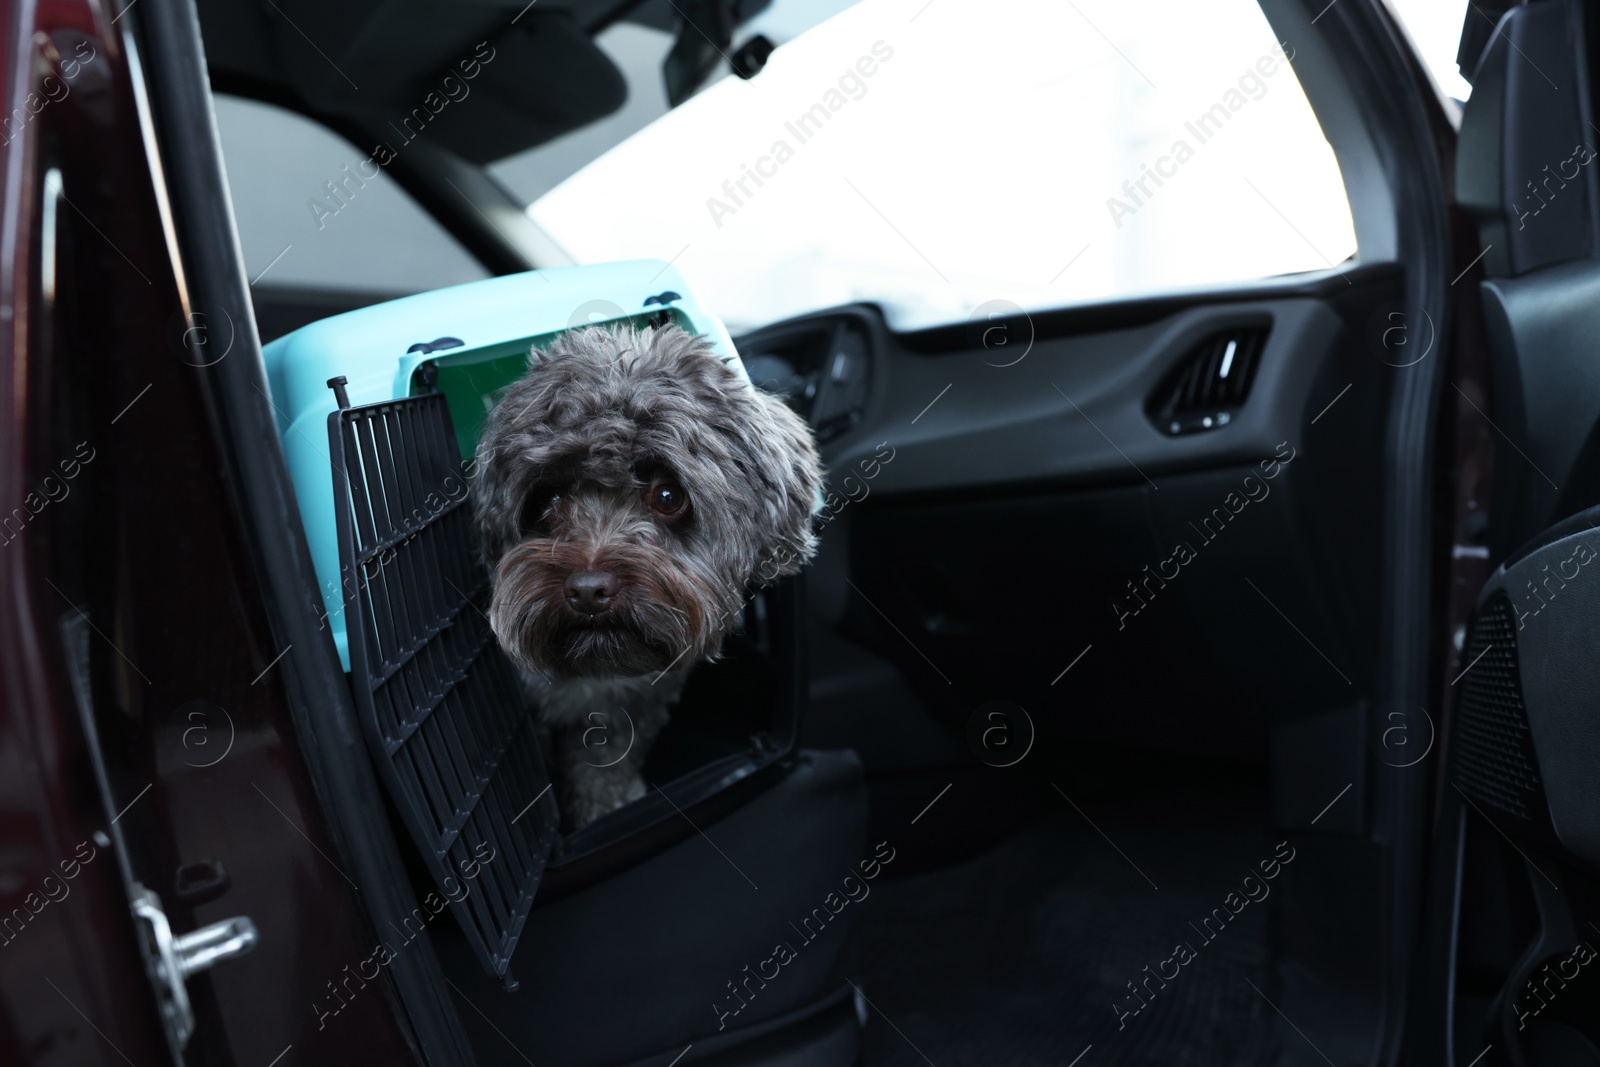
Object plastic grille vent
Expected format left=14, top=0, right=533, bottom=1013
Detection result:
left=1454, top=594, right=1542, bottom=822
left=1150, top=326, right=1268, bottom=436
left=328, top=389, right=559, bottom=987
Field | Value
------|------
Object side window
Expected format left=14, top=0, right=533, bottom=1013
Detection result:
left=524, top=0, right=1361, bottom=332
left=213, top=95, right=489, bottom=336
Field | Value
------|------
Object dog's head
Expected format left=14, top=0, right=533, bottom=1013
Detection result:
left=473, top=325, right=822, bottom=679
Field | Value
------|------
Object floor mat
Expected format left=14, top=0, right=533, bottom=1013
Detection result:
left=855, top=803, right=1283, bottom=1067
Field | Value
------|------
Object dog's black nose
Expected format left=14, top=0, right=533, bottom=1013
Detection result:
left=565, top=570, right=618, bottom=615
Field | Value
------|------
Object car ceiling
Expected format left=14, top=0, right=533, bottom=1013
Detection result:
left=194, top=0, right=763, bottom=163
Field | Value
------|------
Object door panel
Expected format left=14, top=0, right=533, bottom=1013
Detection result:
left=734, top=259, right=1409, bottom=1065
left=825, top=295, right=1347, bottom=495
left=739, top=266, right=1400, bottom=763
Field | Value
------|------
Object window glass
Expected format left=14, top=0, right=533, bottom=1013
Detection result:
left=1388, top=0, right=1472, bottom=102
left=214, top=94, right=490, bottom=294
left=517, top=0, right=1360, bottom=333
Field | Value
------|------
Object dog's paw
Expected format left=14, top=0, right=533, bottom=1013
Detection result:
left=562, top=765, right=648, bottom=831
left=564, top=793, right=611, bottom=832
left=622, top=776, right=647, bottom=805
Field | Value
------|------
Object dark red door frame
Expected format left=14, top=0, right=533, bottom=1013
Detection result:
left=0, top=0, right=443, bottom=1062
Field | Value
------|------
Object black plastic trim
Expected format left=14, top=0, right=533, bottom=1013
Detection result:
left=1257, top=2, right=1457, bottom=1065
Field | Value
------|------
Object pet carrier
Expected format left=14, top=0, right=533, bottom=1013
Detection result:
left=262, top=261, right=743, bottom=666
left=262, top=261, right=806, bottom=989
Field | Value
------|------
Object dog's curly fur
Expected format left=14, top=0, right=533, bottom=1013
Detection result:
left=473, top=325, right=822, bottom=829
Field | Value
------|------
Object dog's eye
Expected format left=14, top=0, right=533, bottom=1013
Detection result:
left=647, top=480, right=689, bottom=520
left=519, top=488, right=560, bottom=532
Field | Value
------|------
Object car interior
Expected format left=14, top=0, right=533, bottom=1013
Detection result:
left=26, top=0, right=1600, bottom=1064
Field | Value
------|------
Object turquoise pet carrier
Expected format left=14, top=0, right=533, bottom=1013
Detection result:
left=260, top=261, right=765, bottom=987
left=262, top=260, right=744, bottom=667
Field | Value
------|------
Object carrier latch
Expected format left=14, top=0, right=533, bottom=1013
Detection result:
left=130, top=882, right=259, bottom=1051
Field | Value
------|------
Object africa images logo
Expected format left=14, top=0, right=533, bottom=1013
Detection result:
left=712, top=841, right=896, bottom=1031
left=1112, top=443, right=1295, bottom=630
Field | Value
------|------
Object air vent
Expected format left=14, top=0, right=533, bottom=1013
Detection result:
left=1149, top=326, right=1268, bottom=436
left=740, top=321, right=870, bottom=443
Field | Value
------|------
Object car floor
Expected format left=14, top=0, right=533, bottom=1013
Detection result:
left=852, top=775, right=1289, bottom=1067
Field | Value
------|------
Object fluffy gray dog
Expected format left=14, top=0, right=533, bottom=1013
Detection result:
left=473, top=325, right=822, bottom=830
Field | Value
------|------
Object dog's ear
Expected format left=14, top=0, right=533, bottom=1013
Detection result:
left=736, top=384, right=824, bottom=584
left=641, top=327, right=825, bottom=584
left=473, top=347, right=554, bottom=562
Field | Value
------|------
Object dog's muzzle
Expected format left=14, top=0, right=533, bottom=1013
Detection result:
left=489, top=539, right=727, bottom=679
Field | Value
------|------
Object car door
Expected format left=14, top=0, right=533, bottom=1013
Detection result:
left=1, top=0, right=478, bottom=1063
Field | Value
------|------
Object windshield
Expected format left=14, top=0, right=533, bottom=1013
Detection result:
left=492, top=0, right=1358, bottom=334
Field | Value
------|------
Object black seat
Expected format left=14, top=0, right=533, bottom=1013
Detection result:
left=435, top=748, right=869, bottom=1067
